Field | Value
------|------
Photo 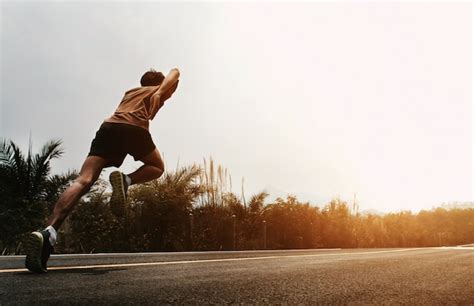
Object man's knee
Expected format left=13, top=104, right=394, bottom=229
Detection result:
left=76, top=175, right=96, bottom=191
left=149, top=162, right=164, bottom=178
left=146, top=158, right=164, bottom=173
left=147, top=162, right=164, bottom=177
left=140, top=149, right=164, bottom=171
left=157, top=160, right=165, bottom=173
left=157, top=164, right=164, bottom=177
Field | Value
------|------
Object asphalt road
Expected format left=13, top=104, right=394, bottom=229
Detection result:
left=0, top=247, right=473, bottom=304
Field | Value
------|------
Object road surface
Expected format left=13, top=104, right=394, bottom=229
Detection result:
left=0, top=247, right=473, bottom=304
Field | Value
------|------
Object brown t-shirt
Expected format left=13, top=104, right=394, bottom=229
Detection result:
left=104, top=86, right=163, bottom=131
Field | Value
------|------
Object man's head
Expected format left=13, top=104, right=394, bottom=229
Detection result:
left=140, top=69, right=165, bottom=86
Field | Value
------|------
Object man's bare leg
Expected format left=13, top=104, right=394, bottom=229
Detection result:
left=127, top=148, right=165, bottom=185
left=25, top=155, right=109, bottom=273
left=48, top=155, right=110, bottom=229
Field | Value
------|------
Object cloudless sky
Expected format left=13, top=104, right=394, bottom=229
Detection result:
left=1, top=1, right=472, bottom=212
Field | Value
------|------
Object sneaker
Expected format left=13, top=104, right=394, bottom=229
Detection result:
left=24, top=230, right=54, bottom=273
left=109, top=171, right=129, bottom=217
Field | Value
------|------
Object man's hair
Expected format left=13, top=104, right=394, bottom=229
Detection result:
left=140, top=69, right=165, bottom=86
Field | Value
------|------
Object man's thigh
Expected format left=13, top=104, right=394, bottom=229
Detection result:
left=79, top=155, right=110, bottom=179
left=139, top=148, right=164, bottom=169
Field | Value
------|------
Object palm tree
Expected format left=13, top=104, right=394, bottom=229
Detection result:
left=125, top=165, right=203, bottom=251
left=0, top=138, right=77, bottom=254
left=248, top=191, right=269, bottom=215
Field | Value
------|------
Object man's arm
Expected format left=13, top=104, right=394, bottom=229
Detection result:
left=158, top=68, right=180, bottom=95
left=159, top=79, right=179, bottom=102
left=148, top=68, right=180, bottom=119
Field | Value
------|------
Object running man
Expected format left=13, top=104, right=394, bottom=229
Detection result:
left=23, top=68, right=180, bottom=273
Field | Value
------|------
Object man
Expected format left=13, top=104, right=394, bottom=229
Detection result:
left=23, top=68, right=180, bottom=273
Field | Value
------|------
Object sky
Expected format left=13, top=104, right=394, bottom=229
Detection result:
left=1, top=1, right=472, bottom=213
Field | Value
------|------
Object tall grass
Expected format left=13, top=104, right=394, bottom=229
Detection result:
left=198, top=156, right=236, bottom=207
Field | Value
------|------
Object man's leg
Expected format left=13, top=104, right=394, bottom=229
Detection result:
left=25, top=155, right=109, bottom=273
left=127, top=148, right=165, bottom=185
left=48, top=155, right=110, bottom=229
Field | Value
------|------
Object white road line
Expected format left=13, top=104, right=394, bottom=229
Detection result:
left=0, top=248, right=429, bottom=273
left=436, top=246, right=474, bottom=250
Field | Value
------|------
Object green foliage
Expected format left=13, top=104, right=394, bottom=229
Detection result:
left=263, top=196, right=321, bottom=249
left=58, top=165, right=203, bottom=253
left=58, top=185, right=127, bottom=253
left=0, top=138, right=77, bottom=254
left=2, top=141, right=474, bottom=254
left=321, top=199, right=355, bottom=248
left=132, top=165, right=202, bottom=251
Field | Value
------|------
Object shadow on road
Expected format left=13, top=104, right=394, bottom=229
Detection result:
left=16, top=267, right=126, bottom=276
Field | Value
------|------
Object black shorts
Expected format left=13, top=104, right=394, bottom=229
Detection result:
left=88, top=122, right=156, bottom=168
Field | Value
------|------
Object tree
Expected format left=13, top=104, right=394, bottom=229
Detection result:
left=0, top=138, right=77, bottom=254
left=241, top=191, right=269, bottom=249
left=263, top=195, right=320, bottom=249
left=130, top=165, right=202, bottom=251
left=321, top=199, right=354, bottom=248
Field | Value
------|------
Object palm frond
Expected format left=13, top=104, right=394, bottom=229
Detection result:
left=0, top=138, right=14, bottom=164
left=31, top=139, right=64, bottom=197
left=9, top=141, right=28, bottom=191
left=43, top=170, right=79, bottom=203
left=39, top=139, right=64, bottom=161
left=248, top=191, right=269, bottom=214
